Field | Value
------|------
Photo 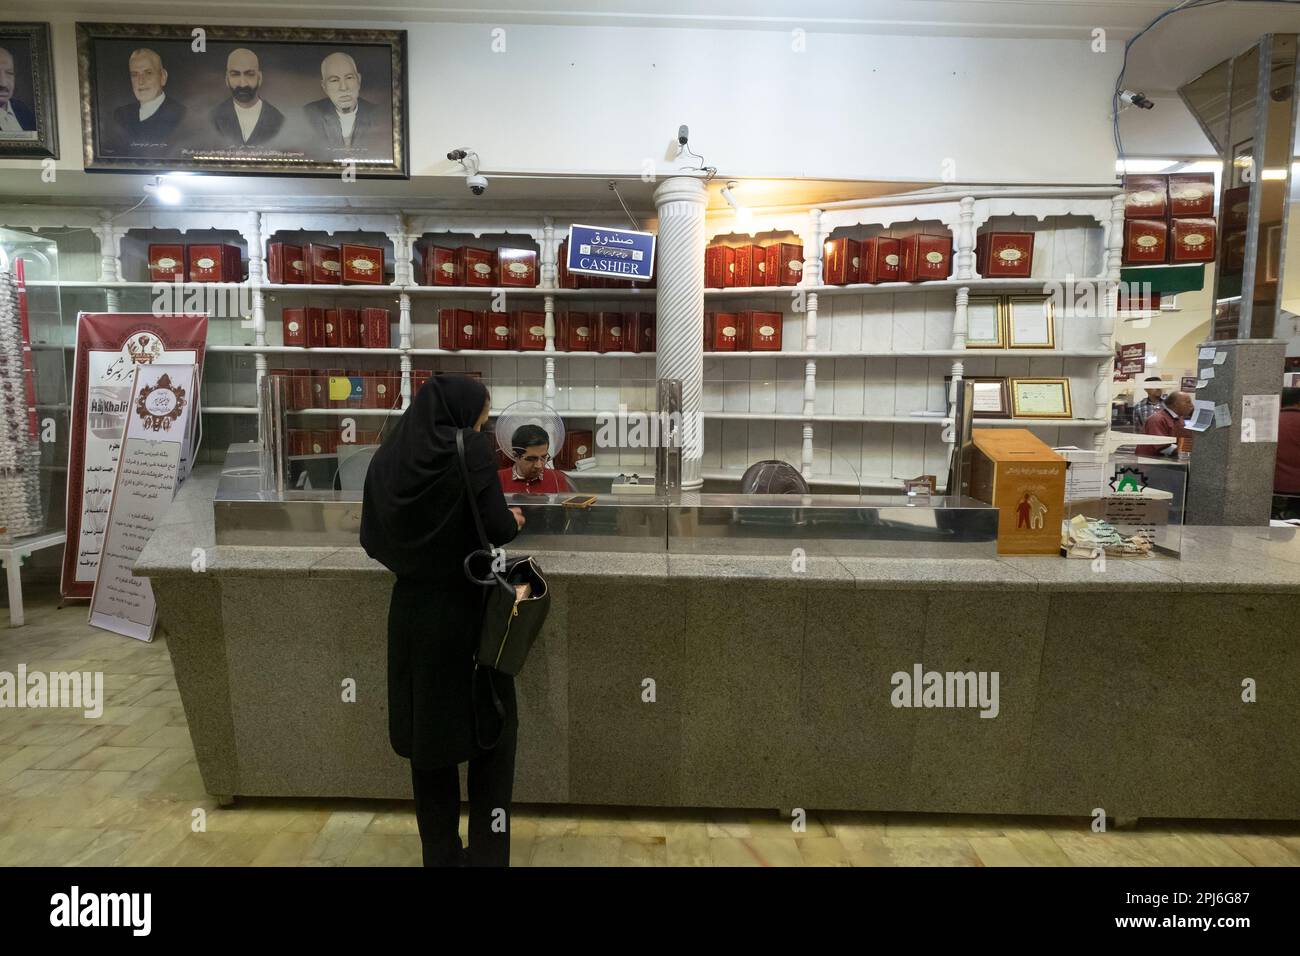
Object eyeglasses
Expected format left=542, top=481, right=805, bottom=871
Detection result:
left=515, top=452, right=551, bottom=464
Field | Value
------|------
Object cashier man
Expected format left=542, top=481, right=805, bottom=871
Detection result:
left=498, top=424, right=574, bottom=494
left=1137, top=390, right=1193, bottom=458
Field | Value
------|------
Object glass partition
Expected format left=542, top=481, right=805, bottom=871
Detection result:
left=1058, top=448, right=1187, bottom=557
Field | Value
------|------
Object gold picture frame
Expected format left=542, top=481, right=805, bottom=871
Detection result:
left=965, top=295, right=1006, bottom=348
left=1009, top=377, right=1073, bottom=419
left=1006, top=294, right=1056, bottom=349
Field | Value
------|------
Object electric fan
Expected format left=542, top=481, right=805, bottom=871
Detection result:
left=493, top=400, right=566, bottom=465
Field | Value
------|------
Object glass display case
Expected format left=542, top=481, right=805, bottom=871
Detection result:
left=1058, top=448, right=1188, bottom=557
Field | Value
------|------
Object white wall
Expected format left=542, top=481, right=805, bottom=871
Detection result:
left=20, top=18, right=1121, bottom=185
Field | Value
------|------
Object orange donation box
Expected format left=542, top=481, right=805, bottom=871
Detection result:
left=969, top=429, right=1065, bottom=556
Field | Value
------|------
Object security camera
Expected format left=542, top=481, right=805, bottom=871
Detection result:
left=1118, top=89, right=1155, bottom=110
left=447, top=148, right=468, bottom=162
left=677, top=124, right=689, bottom=146
left=467, top=174, right=488, bottom=196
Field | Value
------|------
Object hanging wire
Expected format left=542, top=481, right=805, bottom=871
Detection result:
left=607, top=181, right=641, bottom=231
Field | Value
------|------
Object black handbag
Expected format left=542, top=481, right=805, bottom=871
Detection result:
left=454, top=428, right=551, bottom=747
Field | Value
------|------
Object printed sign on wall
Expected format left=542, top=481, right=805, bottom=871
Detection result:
left=566, top=224, right=656, bottom=281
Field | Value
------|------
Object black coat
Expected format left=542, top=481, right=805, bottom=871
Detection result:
left=361, top=375, right=519, bottom=767
left=209, top=97, right=284, bottom=146
left=112, top=96, right=186, bottom=150
left=303, top=96, right=383, bottom=151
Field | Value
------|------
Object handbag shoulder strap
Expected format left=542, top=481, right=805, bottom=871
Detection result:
left=455, top=428, right=492, bottom=552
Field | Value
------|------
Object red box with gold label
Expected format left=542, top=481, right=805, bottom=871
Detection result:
left=497, top=248, right=538, bottom=287
left=340, top=243, right=385, bottom=285
left=484, top=311, right=516, bottom=350
left=596, top=312, right=626, bottom=353
left=731, top=245, right=758, bottom=288
left=1124, top=175, right=1169, bottom=219
left=267, top=368, right=291, bottom=408
left=556, top=240, right=579, bottom=289
left=306, top=307, right=327, bottom=348
left=362, top=372, right=397, bottom=409
left=308, top=430, right=336, bottom=455
left=822, top=238, right=860, bottom=285
left=860, top=237, right=901, bottom=283
left=705, top=245, right=733, bottom=289
left=898, top=234, right=952, bottom=282
left=744, top=311, right=783, bottom=351
left=291, top=369, right=313, bottom=410
left=764, top=243, right=804, bottom=286
left=438, top=308, right=472, bottom=350
left=1221, top=186, right=1250, bottom=230
left=411, top=368, right=434, bottom=394
left=709, top=312, right=739, bottom=351
left=423, top=246, right=460, bottom=286
left=287, top=428, right=309, bottom=456
left=281, top=308, right=307, bottom=348
left=1169, top=218, right=1216, bottom=263
left=457, top=247, right=496, bottom=287
left=1123, top=219, right=1168, bottom=264
left=323, top=309, right=342, bottom=348
left=306, top=243, right=342, bottom=284
left=361, top=307, right=391, bottom=349
left=1167, top=173, right=1215, bottom=218
left=976, top=232, right=1034, bottom=278
left=148, top=244, right=185, bottom=282
left=558, top=430, right=594, bottom=470
left=267, top=242, right=306, bottom=284
left=308, top=371, right=328, bottom=409
left=338, top=308, right=361, bottom=348
left=558, top=312, right=593, bottom=351
left=624, top=312, right=654, bottom=354
left=187, top=244, right=241, bottom=282
left=514, top=311, right=547, bottom=351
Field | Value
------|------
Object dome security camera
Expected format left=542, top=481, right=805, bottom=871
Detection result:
left=467, top=174, right=488, bottom=196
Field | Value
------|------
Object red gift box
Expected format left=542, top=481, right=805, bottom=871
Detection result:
left=362, top=372, right=399, bottom=409
left=457, top=247, right=496, bottom=287
left=309, top=429, right=336, bottom=455
left=558, top=311, right=593, bottom=351
left=556, top=240, right=580, bottom=289
left=1124, top=219, right=1168, bottom=264
left=281, top=308, right=307, bottom=348
left=976, top=232, right=1034, bottom=278
left=596, top=312, right=626, bottom=353
left=498, top=248, right=538, bottom=287
left=340, top=243, right=385, bottom=285
left=638, top=313, right=656, bottom=352
left=439, top=308, right=470, bottom=350
left=187, top=243, right=242, bottom=282
left=361, top=307, right=391, bottom=349
left=822, top=238, right=860, bottom=285
left=860, top=237, right=902, bottom=283
left=1167, top=173, right=1215, bottom=218
left=306, top=243, right=342, bottom=284
left=732, top=245, right=761, bottom=288
left=306, top=307, right=327, bottom=348
left=309, top=371, right=328, bottom=409
left=484, top=311, right=515, bottom=350
left=559, top=430, right=594, bottom=470
left=1222, top=186, right=1250, bottom=230
left=423, top=246, right=460, bottom=286
left=1170, top=218, right=1216, bottom=263
left=898, top=234, right=952, bottom=282
left=1123, top=175, right=1169, bottom=220
left=267, top=242, right=306, bottom=284
left=338, top=308, right=361, bottom=348
left=323, top=309, right=342, bottom=348
left=411, top=368, right=433, bottom=394
left=764, top=243, right=804, bottom=286
left=514, top=310, right=547, bottom=350
left=707, top=312, right=739, bottom=351
left=148, top=244, right=185, bottom=282
left=705, top=245, right=734, bottom=289
left=287, top=428, right=309, bottom=456
left=744, top=311, right=783, bottom=351
left=291, top=369, right=313, bottom=410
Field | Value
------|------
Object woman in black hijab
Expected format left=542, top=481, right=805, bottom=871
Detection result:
left=361, top=374, right=524, bottom=867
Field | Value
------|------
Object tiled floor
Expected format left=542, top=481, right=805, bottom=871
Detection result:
left=3, top=584, right=1300, bottom=867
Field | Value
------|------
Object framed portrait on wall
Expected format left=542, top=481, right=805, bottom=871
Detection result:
left=76, top=22, right=407, bottom=177
left=0, top=22, right=59, bottom=159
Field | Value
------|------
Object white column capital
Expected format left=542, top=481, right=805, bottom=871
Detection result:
left=653, top=176, right=708, bottom=209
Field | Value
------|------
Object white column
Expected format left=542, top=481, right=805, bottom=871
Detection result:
left=653, top=176, right=707, bottom=491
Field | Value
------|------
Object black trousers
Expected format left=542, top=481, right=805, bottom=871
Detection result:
left=410, top=711, right=517, bottom=867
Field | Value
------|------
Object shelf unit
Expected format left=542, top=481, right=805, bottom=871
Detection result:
left=3, top=184, right=1124, bottom=487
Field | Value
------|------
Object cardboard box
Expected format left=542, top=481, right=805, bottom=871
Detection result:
left=423, top=246, right=460, bottom=286
left=976, top=232, right=1034, bottom=278
left=898, top=234, right=952, bottom=282
left=497, top=248, right=538, bottom=287
left=514, top=310, right=547, bottom=350
left=457, top=246, right=496, bottom=286
left=1124, top=219, right=1168, bottom=264
left=340, top=243, right=385, bottom=285
left=267, top=242, right=307, bottom=284
left=148, top=244, right=185, bottom=282
left=822, top=238, right=860, bottom=285
left=306, top=243, right=341, bottom=284
left=968, top=428, right=1066, bottom=556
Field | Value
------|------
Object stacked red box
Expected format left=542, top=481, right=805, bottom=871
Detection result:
left=497, top=248, right=538, bottom=287
left=861, top=237, right=902, bottom=283
left=1124, top=220, right=1168, bottom=264
left=306, top=307, right=327, bottom=348
left=558, top=312, right=593, bottom=351
left=439, top=308, right=479, bottom=351
left=822, top=238, right=860, bottom=285
left=457, top=247, right=496, bottom=286
left=267, top=242, right=307, bottom=284
left=975, top=232, right=1034, bottom=278
left=1167, top=173, right=1215, bottom=218
left=187, top=243, right=242, bottom=282
left=281, top=308, right=308, bottom=348
left=307, top=243, right=342, bottom=284
left=1123, top=175, right=1169, bottom=219
left=765, top=243, right=804, bottom=286
left=340, top=243, right=385, bottom=285
left=423, top=246, right=460, bottom=286
left=148, top=244, right=185, bottom=282
left=705, top=312, right=739, bottom=351
left=742, top=311, right=782, bottom=351
left=514, top=310, right=547, bottom=351
left=338, top=308, right=361, bottom=348
left=1170, top=218, right=1216, bottom=263
left=705, top=245, right=735, bottom=289
left=362, top=308, right=391, bottom=349
left=323, top=309, right=342, bottom=348
left=484, top=311, right=515, bottom=350
left=898, top=234, right=952, bottom=282
left=596, top=312, right=626, bottom=353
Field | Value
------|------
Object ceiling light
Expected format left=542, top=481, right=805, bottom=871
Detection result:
left=145, top=176, right=182, bottom=205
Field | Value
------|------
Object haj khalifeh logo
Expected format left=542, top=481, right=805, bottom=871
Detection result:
left=1109, top=466, right=1148, bottom=494
left=135, top=374, right=186, bottom=432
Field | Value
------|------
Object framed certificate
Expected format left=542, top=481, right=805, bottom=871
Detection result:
left=1007, top=295, right=1056, bottom=349
left=1010, top=377, right=1073, bottom=419
left=965, top=295, right=1005, bottom=348
left=967, top=377, right=1011, bottom=418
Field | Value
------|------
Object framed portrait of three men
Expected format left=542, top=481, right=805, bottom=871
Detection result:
left=76, top=22, right=408, bottom=178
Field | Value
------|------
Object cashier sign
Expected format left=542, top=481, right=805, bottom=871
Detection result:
left=567, top=225, right=656, bottom=281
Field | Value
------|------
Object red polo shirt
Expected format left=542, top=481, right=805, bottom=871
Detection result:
left=1274, top=407, right=1300, bottom=494
left=497, top=466, right=573, bottom=495
left=1137, top=406, right=1186, bottom=457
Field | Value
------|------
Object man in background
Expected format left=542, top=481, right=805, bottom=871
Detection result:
left=497, top=424, right=573, bottom=495
left=303, top=51, right=381, bottom=152
left=0, top=46, right=36, bottom=132
left=1273, top=388, right=1300, bottom=519
left=1138, top=390, right=1193, bottom=458
left=1132, top=375, right=1165, bottom=430
left=211, top=48, right=284, bottom=146
left=112, top=48, right=186, bottom=150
